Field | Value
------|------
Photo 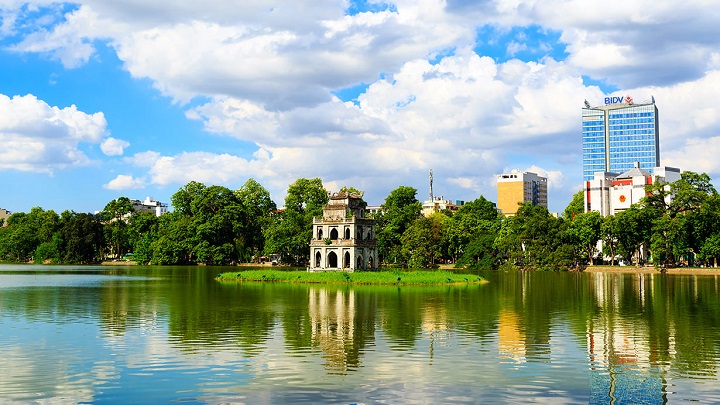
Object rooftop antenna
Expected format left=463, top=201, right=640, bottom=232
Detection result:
left=429, top=169, right=434, bottom=202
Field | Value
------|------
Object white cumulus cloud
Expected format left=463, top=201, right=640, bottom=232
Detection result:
left=103, top=174, right=145, bottom=190
left=100, top=137, right=130, bottom=156
left=0, top=93, right=107, bottom=173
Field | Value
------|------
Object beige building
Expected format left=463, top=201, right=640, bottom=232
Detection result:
left=496, top=170, right=548, bottom=216
left=0, top=208, right=11, bottom=227
left=421, top=197, right=464, bottom=217
left=309, top=191, right=378, bottom=272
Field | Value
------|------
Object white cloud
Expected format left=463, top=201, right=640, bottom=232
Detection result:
left=525, top=165, right=565, bottom=191
left=103, top=174, right=145, bottom=190
left=100, top=137, right=130, bottom=156
left=140, top=151, right=264, bottom=186
left=0, top=93, right=107, bottom=172
left=6, top=0, right=720, bottom=210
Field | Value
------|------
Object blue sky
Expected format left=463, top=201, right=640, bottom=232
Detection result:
left=2, top=1, right=720, bottom=215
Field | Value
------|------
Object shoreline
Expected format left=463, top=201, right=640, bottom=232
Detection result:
left=584, top=265, right=720, bottom=275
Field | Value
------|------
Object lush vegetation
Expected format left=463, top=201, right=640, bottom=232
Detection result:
left=1, top=171, right=719, bottom=269
left=217, top=269, right=488, bottom=285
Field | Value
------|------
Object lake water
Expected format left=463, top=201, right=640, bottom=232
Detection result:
left=1, top=264, right=720, bottom=404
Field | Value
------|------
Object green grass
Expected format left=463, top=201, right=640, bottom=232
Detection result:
left=216, top=269, right=488, bottom=286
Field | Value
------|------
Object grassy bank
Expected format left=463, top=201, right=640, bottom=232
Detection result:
left=216, top=269, right=488, bottom=286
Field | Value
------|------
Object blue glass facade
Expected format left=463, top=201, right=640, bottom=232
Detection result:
left=582, top=102, right=659, bottom=181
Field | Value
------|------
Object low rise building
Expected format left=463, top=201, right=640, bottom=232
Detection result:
left=130, top=197, right=168, bottom=217
left=0, top=208, right=11, bottom=227
left=584, top=163, right=681, bottom=217
left=421, top=197, right=464, bottom=217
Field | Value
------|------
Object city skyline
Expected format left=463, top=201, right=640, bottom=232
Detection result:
left=2, top=1, right=720, bottom=214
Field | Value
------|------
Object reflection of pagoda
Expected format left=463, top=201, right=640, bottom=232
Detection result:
left=309, top=191, right=378, bottom=272
left=308, top=288, right=358, bottom=372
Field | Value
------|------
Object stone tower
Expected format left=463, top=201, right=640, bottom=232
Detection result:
left=308, top=191, right=378, bottom=272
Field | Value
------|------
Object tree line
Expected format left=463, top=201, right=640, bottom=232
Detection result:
left=1, top=172, right=719, bottom=269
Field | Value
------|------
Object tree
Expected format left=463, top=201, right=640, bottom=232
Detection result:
left=494, top=203, right=571, bottom=270
left=601, top=214, right=620, bottom=265
left=613, top=206, right=654, bottom=266
left=401, top=213, right=447, bottom=268
left=128, top=212, right=159, bottom=264
left=0, top=207, right=59, bottom=263
left=563, top=190, right=585, bottom=220
left=567, top=211, right=603, bottom=264
left=445, top=196, right=501, bottom=268
left=171, top=181, right=208, bottom=216
left=375, top=186, right=422, bottom=266
left=100, top=197, right=135, bottom=259
left=700, top=233, right=720, bottom=267
left=58, top=211, right=104, bottom=264
left=264, top=178, right=327, bottom=265
left=190, top=185, right=245, bottom=265
left=643, top=171, right=717, bottom=267
left=235, top=178, right=277, bottom=262
left=151, top=212, right=196, bottom=265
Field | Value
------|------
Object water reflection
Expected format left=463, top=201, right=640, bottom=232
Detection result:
left=2, top=265, right=720, bottom=403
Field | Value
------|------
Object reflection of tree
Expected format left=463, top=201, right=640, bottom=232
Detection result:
left=376, top=287, right=425, bottom=349
left=165, top=270, right=276, bottom=356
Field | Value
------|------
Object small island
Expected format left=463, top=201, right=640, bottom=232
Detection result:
left=216, top=269, right=488, bottom=286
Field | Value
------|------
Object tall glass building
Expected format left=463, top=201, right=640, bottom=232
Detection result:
left=582, top=100, right=660, bottom=181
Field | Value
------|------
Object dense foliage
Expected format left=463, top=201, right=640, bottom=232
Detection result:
left=1, top=172, right=719, bottom=269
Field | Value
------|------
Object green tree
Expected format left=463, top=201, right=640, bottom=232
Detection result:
left=0, top=207, right=59, bottom=263
left=100, top=197, right=135, bottom=259
left=401, top=213, right=447, bottom=268
left=191, top=185, right=245, bottom=265
left=58, top=211, right=105, bottom=264
left=601, top=214, right=620, bottom=265
left=567, top=211, right=603, bottom=264
left=235, top=178, right=277, bottom=262
left=151, top=212, right=196, bottom=265
left=495, top=203, right=572, bottom=270
left=263, top=178, right=327, bottom=265
left=375, top=186, right=422, bottom=266
left=445, top=196, right=501, bottom=268
left=128, top=212, right=159, bottom=264
left=700, top=233, right=720, bottom=267
left=171, top=181, right=207, bottom=216
left=643, top=171, right=717, bottom=267
left=614, top=206, right=654, bottom=266
left=563, top=190, right=585, bottom=220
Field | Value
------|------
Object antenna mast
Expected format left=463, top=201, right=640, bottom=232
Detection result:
left=429, top=169, right=434, bottom=202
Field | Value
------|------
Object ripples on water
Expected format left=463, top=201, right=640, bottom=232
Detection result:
left=2, top=266, right=720, bottom=403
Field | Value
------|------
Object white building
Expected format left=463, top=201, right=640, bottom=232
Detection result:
left=309, top=192, right=378, bottom=272
left=131, top=197, right=168, bottom=217
left=584, top=163, right=681, bottom=217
